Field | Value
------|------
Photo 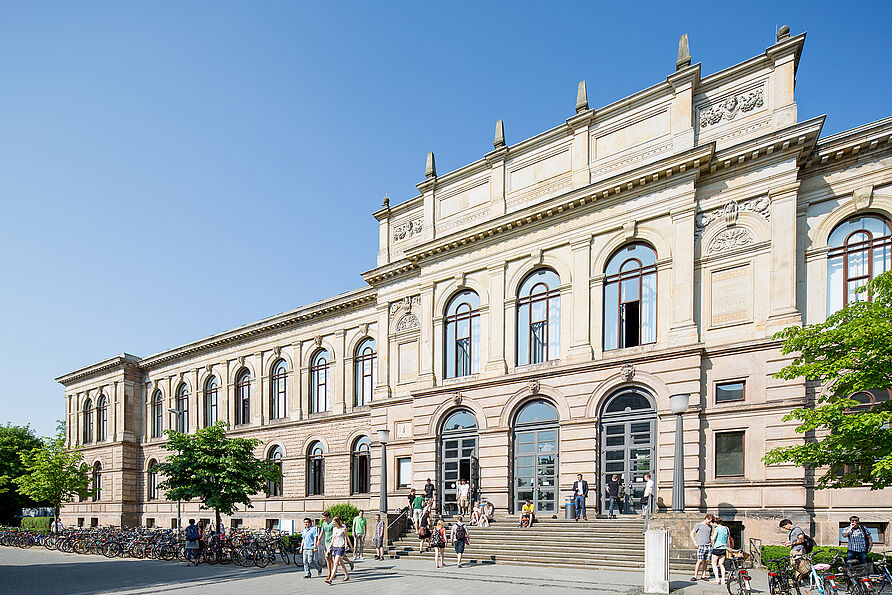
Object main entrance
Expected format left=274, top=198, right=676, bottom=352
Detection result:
left=599, top=388, right=656, bottom=514
left=512, top=399, right=559, bottom=515
left=439, top=409, right=478, bottom=515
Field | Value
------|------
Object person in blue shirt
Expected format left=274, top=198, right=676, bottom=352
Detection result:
left=299, top=517, right=322, bottom=578
left=710, top=517, right=730, bottom=585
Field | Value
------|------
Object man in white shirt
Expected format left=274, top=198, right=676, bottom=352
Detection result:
left=641, top=473, right=655, bottom=517
left=457, top=479, right=471, bottom=515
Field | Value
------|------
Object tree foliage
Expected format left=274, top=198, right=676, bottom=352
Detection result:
left=153, top=422, right=281, bottom=529
left=0, top=423, right=42, bottom=522
left=763, top=271, right=892, bottom=489
left=14, top=431, right=92, bottom=521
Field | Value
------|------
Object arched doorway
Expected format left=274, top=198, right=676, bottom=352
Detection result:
left=599, top=387, right=656, bottom=514
left=512, top=399, right=559, bottom=515
left=439, top=409, right=478, bottom=515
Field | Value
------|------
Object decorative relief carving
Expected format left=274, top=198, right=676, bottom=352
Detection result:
left=204, top=364, right=212, bottom=373
left=694, top=196, right=770, bottom=237
left=620, top=364, right=635, bottom=382
left=389, top=295, right=421, bottom=318
left=699, top=87, right=764, bottom=128
left=313, top=336, right=323, bottom=348
left=393, top=218, right=422, bottom=242
left=527, top=378, right=540, bottom=395
left=396, top=313, right=420, bottom=331
left=273, top=346, right=281, bottom=358
left=237, top=355, right=245, bottom=366
left=359, top=323, right=369, bottom=336
left=706, top=227, right=755, bottom=254
left=452, top=392, right=463, bottom=406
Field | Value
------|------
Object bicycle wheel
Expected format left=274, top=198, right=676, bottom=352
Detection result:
left=823, top=578, right=839, bottom=594
left=102, top=542, right=122, bottom=558
left=726, top=570, right=744, bottom=595
left=254, top=550, right=270, bottom=568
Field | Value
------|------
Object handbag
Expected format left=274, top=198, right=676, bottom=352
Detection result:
left=618, top=484, right=625, bottom=498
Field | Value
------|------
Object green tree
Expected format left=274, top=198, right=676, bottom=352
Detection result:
left=14, top=430, right=92, bottom=523
left=153, top=422, right=281, bottom=530
left=763, top=270, right=892, bottom=489
left=0, top=423, right=42, bottom=523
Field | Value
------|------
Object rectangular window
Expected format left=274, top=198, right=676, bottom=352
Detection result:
left=171, top=519, right=179, bottom=529
left=716, top=381, right=745, bottom=403
left=231, top=518, right=243, bottom=530
left=90, top=517, right=99, bottom=527
left=145, top=518, right=155, bottom=528
left=77, top=517, right=84, bottom=527
left=397, top=457, right=412, bottom=489
left=839, top=522, right=886, bottom=545
left=266, top=519, right=279, bottom=530
left=715, top=431, right=745, bottom=477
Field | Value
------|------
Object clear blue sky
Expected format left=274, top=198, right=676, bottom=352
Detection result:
left=1, top=1, right=889, bottom=437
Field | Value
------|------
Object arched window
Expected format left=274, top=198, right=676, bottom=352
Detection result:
left=309, top=350, right=330, bottom=413
left=827, top=215, right=892, bottom=314
left=92, top=461, right=102, bottom=502
left=267, top=446, right=284, bottom=497
left=95, top=395, right=108, bottom=442
left=270, top=360, right=287, bottom=420
left=175, top=383, right=189, bottom=433
left=82, top=399, right=94, bottom=444
left=204, top=376, right=218, bottom=427
left=604, top=243, right=657, bottom=350
left=439, top=409, right=478, bottom=515
left=445, top=290, right=481, bottom=378
left=147, top=459, right=158, bottom=500
left=307, top=441, right=325, bottom=496
left=512, top=399, right=559, bottom=514
left=354, top=339, right=377, bottom=407
left=151, top=391, right=163, bottom=438
left=517, top=269, right=561, bottom=365
left=850, top=389, right=892, bottom=409
left=599, top=387, right=656, bottom=514
left=351, top=436, right=371, bottom=494
left=235, top=369, right=251, bottom=425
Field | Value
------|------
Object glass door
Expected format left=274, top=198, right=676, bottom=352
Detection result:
left=600, top=419, right=654, bottom=514
left=514, top=428, right=558, bottom=515
left=441, top=434, right=477, bottom=515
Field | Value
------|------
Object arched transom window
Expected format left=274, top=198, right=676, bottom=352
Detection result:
left=267, top=446, right=284, bottom=497
left=307, top=441, right=325, bottom=496
left=604, top=243, right=657, bottom=350
left=270, top=360, right=287, bottom=420
left=827, top=215, right=892, bottom=314
left=235, top=369, right=251, bottom=425
left=354, top=339, right=376, bottom=407
left=445, top=290, right=481, bottom=378
left=147, top=459, right=158, bottom=500
left=83, top=399, right=94, bottom=444
left=151, top=391, right=163, bottom=438
left=517, top=269, right=561, bottom=365
left=95, top=395, right=108, bottom=442
left=204, top=376, right=218, bottom=428
left=351, top=436, right=371, bottom=494
left=310, top=350, right=330, bottom=413
left=175, top=383, right=189, bottom=433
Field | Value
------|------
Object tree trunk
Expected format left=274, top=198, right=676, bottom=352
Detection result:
left=215, top=509, right=222, bottom=534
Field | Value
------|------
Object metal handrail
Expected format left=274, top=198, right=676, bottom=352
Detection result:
left=387, top=507, right=410, bottom=532
left=748, top=537, right=763, bottom=567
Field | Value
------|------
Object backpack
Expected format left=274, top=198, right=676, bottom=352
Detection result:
left=791, top=528, right=815, bottom=554
left=185, top=524, right=200, bottom=541
left=432, top=529, right=445, bottom=548
left=454, top=523, right=467, bottom=542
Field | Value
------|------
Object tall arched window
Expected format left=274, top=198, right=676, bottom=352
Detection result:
left=604, top=243, right=657, bottom=350
left=147, top=459, right=158, bottom=500
left=307, top=441, right=325, bottom=496
left=445, top=290, right=481, bottom=378
left=354, top=339, right=377, bottom=406
left=92, top=461, right=102, bottom=502
left=83, top=399, right=94, bottom=444
left=310, top=350, right=330, bottom=413
left=827, top=215, right=892, bottom=314
left=512, top=399, right=559, bottom=514
left=517, top=269, right=561, bottom=365
left=151, top=391, right=163, bottom=438
left=204, top=376, right=218, bottom=427
left=351, top=436, right=371, bottom=494
left=267, top=446, right=284, bottom=497
left=270, top=360, right=287, bottom=420
left=95, top=395, right=108, bottom=442
left=175, top=383, right=189, bottom=433
left=235, top=369, right=251, bottom=425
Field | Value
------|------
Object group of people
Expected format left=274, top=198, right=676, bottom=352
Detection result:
left=297, top=510, right=386, bottom=583
left=689, top=514, right=734, bottom=584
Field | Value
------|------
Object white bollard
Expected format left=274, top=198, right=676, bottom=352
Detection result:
left=644, top=529, right=670, bottom=594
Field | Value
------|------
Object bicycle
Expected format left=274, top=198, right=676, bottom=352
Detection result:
left=767, top=556, right=801, bottom=595
left=793, top=549, right=840, bottom=595
left=870, top=551, right=892, bottom=593
left=725, top=550, right=753, bottom=595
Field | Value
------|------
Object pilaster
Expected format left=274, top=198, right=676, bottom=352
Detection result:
left=290, top=342, right=303, bottom=421
left=417, top=284, right=436, bottom=388
left=374, top=305, right=391, bottom=400
left=333, top=330, right=347, bottom=415
left=668, top=192, right=699, bottom=345
left=485, top=146, right=508, bottom=219
left=768, top=182, right=803, bottom=330
left=568, top=238, right=594, bottom=362
left=484, top=264, right=508, bottom=375
left=252, top=352, right=263, bottom=425
left=667, top=64, right=699, bottom=152
left=566, top=110, right=594, bottom=188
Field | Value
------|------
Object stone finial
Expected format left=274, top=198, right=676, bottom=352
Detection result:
left=493, top=119, right=505, bottom=148
left=425, top=152, right=437, bottom=179
left=776, top=24, right=790, bottom=41
left=575, top=81, right=588, bottom=113
left=676, top=34, right=691, bottom=70
left=382, top=196, right=390, bottom=209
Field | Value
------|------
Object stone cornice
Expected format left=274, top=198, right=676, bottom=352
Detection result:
left=703, top=116, right=825, bottom=176
left=56, top=354, right=142, bottom=386
left=802, top=115, right=892, bottom=172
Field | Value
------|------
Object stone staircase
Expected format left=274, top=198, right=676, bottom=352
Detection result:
left=387, top=515, right=648, bottom=570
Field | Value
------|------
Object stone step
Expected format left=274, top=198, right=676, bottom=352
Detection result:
left=391, top=537, right=644, bottom=549
left=386, top=549, right=645, bottom=569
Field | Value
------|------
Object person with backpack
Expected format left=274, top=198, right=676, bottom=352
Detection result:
left=432, top=519, right=447, bottom=568
left=709, top=517, right=729, bottom=584
left=606, top=474, right=621, bottom=518
left=842, top=516, right=873, bottom=565
left=450, top=516, right=470, bottom=568
left=184, top=519, right=201, bottom=566
left=780, top=518, right=814, bottom=578
left=373, top=513, right=386, bottom=561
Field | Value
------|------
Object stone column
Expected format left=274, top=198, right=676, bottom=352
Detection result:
left=222, top=361, right=231, bottom=427
left=374, top=305, right=391, bottom=400
left=334, top=330, right=347, bottom=415
left=568, top=238, right=594, bottom=362
left=668, top=191, right=699, bottom=345
left=768, top=182, right=803, bottom=330
left=192, top=369, right=201, bottom=432
left=253, top=353, right=263, bottom=426
left=112, top=381, right=120, bottom=441
left=291, top=342, right=303, bottom=421
left=484, top=264, right=508, bottom=375
left=418, top=285, right=436, bottom=388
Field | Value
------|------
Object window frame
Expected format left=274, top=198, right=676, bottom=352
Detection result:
left=235, top=370, right=251, bottom=425
left=267, top=446, right=284, bottom=497
left=204, top=377, right=219, bottom=428
left=92, top=461, right=102, bottom=501
left=351, top=436, right=371, bottom=495
left=175, top=384, right=189, bottom=433
left=151, top=391, right=163, bottom=438
left=396, top=456, right=412, bottom=489
left=604, top=244, right=658, bottom=350
left=714, top=430, right=746, bottom=478
left=306, top=442, right=325, bottom=496
left=354, top=339, right=377, bottom=407
left=715, top=380, right=746, bottom=404
left=95, top=395, right=108, bottom=442
left=83, top=399, right=94, bottom=444
left=270, top=360, right=288, bottom=421
left=516, top=269, right=561, bottom=366
left=827, top=215, right=892, bottom=311
left=147, top=459, right=158, bottom=500
left=444, top=291, right=481, bottom=378
left=309, top=350, right=330, bottom=414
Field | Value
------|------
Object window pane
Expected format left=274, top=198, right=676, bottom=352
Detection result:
left=471, top=316, right=480, bottom=374
left=715, top=432, right=745, bottom=476
left=517, top=302, right=530, bottom=365
left=641, top=271, right=656, bottom=344
left=604, top=282, right=619, bottom=350
left=548, top=295, right=560, bottom=360
left=445, top=320, right=456, bottom=377
left=530, top=321, right=546, bottom=364
left=716, top=381, right=745, bottom=403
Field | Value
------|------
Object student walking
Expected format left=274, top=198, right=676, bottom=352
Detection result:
left=606, top=474, right=621, bottom=518
left=432, top=519, right=447, bottom=568
left=412, top=491, right=425, bottom=529
left=424, top=478, right=435, bottom=508
left=572, top=473, right=589, bottom=521
left=316, top=511, right=335, bottom=578
left=780, top=518, right=813, bottom=578
left=417, top=504, right=432, bottom=551
left=352, top=510, right=367, bottom=561
left=689, top=514, right=714, bottom=581
left=710, top=518, right=730, bottom=585
left=184, top=519, right=200, bottom=566
left=451, top=516, right=470, bottom=568
left=325, top=516, right=353, bottom=584
left=300, top=517, right=323, bottom=577
left=373, top=513, right=386, bottom=561
left=457, top=479, right=471, bottom=515
left=641, top=473, right=655, bottom=517
left=842, top=516, right=873, bottom=564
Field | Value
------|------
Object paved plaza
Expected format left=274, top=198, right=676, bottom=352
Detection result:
left=0, top=547, right=769, bottom=594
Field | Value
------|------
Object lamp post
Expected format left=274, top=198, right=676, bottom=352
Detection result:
left=669, top=394, right=690, bottom=513
left=168, top=407, right=184, bottom=531
left=377, top=429, right=390, bottom=516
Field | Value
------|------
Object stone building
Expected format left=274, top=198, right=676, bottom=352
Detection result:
left=58, top=28, right=892, bottom=546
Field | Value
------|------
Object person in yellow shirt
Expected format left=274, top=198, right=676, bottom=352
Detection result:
left=520, top=499, right=535, bottom=527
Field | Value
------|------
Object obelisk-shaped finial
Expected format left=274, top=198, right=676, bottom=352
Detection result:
left=676, top=34, right=691, bottom=70
left=425, top=152, right=436, bottom=179
left=575, top=81, right=588, bottom=113
left=493, top=120, right=505, bottom=148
